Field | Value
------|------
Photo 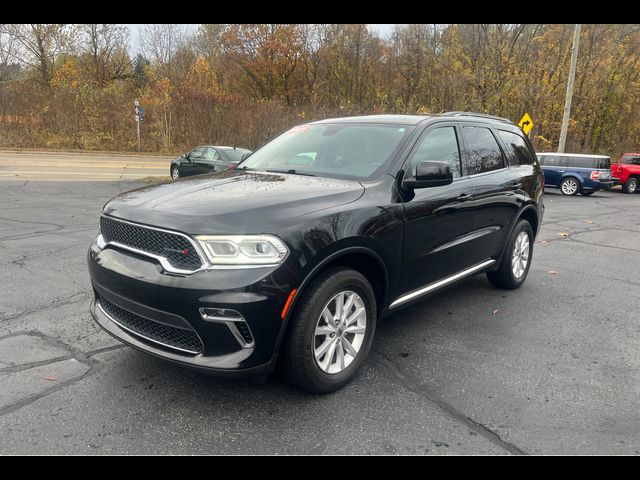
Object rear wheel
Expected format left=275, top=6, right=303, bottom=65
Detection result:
left=560, top=177, right=580, bottom=196
left=487, top=220, right=534, bottom=289
left=280, top=267, right=376, bottom=394
left=623, top=177, right=638, bottom=194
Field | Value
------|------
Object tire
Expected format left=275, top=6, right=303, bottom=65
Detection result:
left=581, top=190, right=596, bottom=196
left=280, top=267, right=377, bottom=394
left=171, top=166, right=181, bottom=180
left=487, top=219, right=534, bottom=290
left=560, top=177, right=580, bottom=196
left=622, top=177, right=638, bottom=194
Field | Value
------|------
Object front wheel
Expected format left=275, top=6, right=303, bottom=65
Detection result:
left=171, top=166, right=181, bottom=180
left=623, top=177, right=638, bottom=194
left=560, top=177, right=580, bottom=195
left=280, top=267, right=376, bottom=394
left=487, top=219, right=534, bottom=289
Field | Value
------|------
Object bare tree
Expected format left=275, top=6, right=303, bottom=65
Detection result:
left=140, top=24, right=188, bottom=78
left=79, top=24, right=131, bottom=86
left=1, top=24, right=73, bottom=85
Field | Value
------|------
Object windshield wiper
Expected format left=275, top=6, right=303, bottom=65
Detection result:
left=266, top=169, right=316, bottom=177
left=235, top=166, right=256, bottom=171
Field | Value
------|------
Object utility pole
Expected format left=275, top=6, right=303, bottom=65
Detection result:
left=558, top=24, right=581, bottom=153
left=134, top=99, right=141, bottom=152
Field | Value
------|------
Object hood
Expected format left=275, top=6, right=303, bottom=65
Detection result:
left=103, top=170, right=365, bottom=234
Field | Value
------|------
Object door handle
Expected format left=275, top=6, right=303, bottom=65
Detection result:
left=458, top=192, right=473, bottom=201
left=511, top=182, right=523, bottom=190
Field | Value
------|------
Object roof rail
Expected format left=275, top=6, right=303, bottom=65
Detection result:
left=441, top=111, right=513, bottom=124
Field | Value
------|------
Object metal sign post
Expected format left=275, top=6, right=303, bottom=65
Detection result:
left=134, top=100, right=141, bottom=152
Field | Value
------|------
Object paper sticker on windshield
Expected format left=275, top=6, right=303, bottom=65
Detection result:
left=287, top=124, right=311, bottom=134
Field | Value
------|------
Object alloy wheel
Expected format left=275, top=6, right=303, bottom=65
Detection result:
left=561, top=178, right=578, bottom=195
left=313, top=290, right=367, bottom=374
left=511, top=231, right=530, bottom=279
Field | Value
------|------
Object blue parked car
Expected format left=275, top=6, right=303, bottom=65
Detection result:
left=537, top=153, right=613, bottom=196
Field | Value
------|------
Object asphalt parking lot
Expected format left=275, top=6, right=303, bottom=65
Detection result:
left=0, top=180, right=639, bottom=455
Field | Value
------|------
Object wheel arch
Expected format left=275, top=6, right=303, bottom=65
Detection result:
left=273, top=246, right=389, bottom=357
left=493, top=204, right=540, bottom=269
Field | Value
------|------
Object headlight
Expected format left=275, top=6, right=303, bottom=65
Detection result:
left=195, top=235, right=288, bottom=266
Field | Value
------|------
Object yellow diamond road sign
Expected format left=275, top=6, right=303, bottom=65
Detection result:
left=518, top=113, right=534, bottom=135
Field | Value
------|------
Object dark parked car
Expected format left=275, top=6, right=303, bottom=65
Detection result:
left=89, top=112, right=544, bottom=393
left=537, top=152, right=612, bottom=196
left=170, top=146, right=252, bottom=179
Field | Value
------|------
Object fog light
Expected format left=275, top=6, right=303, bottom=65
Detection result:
left=199, top=307, right=243, bottom=321
left=199, top=307, right=254, bottom=348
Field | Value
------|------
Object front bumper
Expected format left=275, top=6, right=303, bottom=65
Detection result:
left=88, top=235, right=297, bottom=375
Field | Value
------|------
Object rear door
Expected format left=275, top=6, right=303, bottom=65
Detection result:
left=195, top=147, right=220, bottom=174
left=458, top=124, right=519, bottom=265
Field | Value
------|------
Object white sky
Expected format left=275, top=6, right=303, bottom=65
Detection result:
left=126, top=24, right=397, bottom=54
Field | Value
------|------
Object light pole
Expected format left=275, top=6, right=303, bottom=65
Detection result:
left=558, top=24, right=581, bottom=153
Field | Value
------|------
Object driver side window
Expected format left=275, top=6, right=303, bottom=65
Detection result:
left=190, top=148, right=204, bottom=160
left=409, top=127, right=462, bottom=178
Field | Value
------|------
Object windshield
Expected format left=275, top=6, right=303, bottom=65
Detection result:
left=221, top=149, right=251, bottom=163
left=237, top=123, right=413, bottom=180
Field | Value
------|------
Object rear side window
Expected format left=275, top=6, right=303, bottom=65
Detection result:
left=538, top=155, right=567, bottom=167
left=597, top=157, right=611, bottom=169
left=569, top=156, right=598, bottom=168
left=497, top=130, right=536, bottom=166
left=462, top=127, right=505, bottom=175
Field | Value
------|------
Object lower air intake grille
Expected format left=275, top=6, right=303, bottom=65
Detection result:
left=98, top=296, right=203, bottom=355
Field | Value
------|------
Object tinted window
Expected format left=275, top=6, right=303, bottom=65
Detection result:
left=222, top=149, right=252, bottom=163
left=621, top=155, right=640, bottom=165
left=497, top=130, right=535, bottom=166
left=463, top=127, right=505, bottom=175
left=238, top=124, right=413, bottom=181
left=538, top=155, right=567, bottom=167
left=597, top=157, right=611, bottom=169
left=189, top=147, right=205, bottom=160
left=409, top=127, right=461, bottom=178
left=569, top=156, right=598, bottom=168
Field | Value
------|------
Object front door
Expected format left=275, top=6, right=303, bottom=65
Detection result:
left=183, top=147, right=205, bottom=176
left=400, top=123, right=477, bottom=296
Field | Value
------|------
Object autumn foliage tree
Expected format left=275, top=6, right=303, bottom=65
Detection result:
left=1, top=23, right=640, bottom=157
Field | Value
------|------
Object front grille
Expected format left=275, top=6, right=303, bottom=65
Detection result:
left=98, top=296, right=203, bottom=355
left=100, top=216, right=203, bottom=271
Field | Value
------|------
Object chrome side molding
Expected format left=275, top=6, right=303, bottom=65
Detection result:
left=389, top=259, right=496, bottom=309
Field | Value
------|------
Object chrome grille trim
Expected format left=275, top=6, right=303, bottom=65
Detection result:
left=99, top=215, right=207, bottom=275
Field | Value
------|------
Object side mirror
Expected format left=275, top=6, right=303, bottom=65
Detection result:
left=404, top=161, right=453, bottom=189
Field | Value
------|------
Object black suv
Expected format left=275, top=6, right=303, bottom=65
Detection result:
left=88, top=113, right=544, bottom=393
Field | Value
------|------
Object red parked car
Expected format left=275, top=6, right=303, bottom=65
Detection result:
left=612, top=153, right=640, bottom=193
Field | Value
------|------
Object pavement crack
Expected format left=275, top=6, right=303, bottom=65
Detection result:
left=0, top=291, right=90, bottom=323
left=370, top=349, right=528, bottom=455
left=0, top=365, right=93, bottom=417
